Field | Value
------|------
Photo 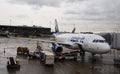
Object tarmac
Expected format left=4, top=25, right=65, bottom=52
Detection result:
left=0, top=37, right=120, bottom=74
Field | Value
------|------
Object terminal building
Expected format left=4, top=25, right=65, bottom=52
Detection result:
left=0, top=25, right=51, bottom=37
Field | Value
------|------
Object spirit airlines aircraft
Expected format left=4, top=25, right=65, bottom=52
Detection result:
left=42, top=19, right=111, bottom=59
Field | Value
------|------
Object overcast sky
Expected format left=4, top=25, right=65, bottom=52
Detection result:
left=0, top=0, right=120, bottom=33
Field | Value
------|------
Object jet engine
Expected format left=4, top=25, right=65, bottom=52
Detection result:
left=52, top=43, right=63, bottom=53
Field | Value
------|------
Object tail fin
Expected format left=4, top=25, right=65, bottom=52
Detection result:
left=55, top=19, right=60, bottom=34
left=72, top=27, right=75, bottom=33
left=71, top=24, right=76, bottom=33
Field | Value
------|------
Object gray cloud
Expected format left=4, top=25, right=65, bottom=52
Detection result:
left=15, top=14, right=29, bottom=19
left=8, top=0, right=86, bottom=7
left=67, top=0, right=86, bottom=2
left=7, top=0, right=120, bottom=21
left=8, top=0, right=62, bottom=7
left=64, top=0, right=120, bottom=21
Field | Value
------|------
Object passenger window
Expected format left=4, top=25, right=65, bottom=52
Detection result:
left=71, top=40, right=75, bottom=42
left=80, top=41, right=83, bottom=43
left=96, top=40, right=98, bottom=42
left=99, top=40, right=103, bottom=43
left=93, top=40, right=95, bottom=42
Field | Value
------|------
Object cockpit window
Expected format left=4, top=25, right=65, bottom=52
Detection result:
left=93, top=39, right=106, bottom=43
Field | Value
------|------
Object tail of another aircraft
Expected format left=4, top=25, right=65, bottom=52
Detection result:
left=54, top=19, right=60, bottom=35
left=72, top=27, right=76, bottom=33
left=71, top=24, right=76, bottom=33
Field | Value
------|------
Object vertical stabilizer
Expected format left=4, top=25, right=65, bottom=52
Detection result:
left=72, top=27, right=76, bottom=33
left=55, top=19, right=60, bottom=34
left=72, top=24, right=76, bottom=33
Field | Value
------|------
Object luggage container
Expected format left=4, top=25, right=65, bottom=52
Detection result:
left=17, top=47, right=29, bottom=55
left=40, top=51, right=54, bottom=65
left=28, top=52, right=40, bottom=59
left=7, top=57, right=20, bottom=70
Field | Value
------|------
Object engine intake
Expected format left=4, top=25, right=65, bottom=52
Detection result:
left=52, top=43, right=63, bottom=53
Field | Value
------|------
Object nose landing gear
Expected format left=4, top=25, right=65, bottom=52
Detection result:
left=91, top=53, right=97, bottom=62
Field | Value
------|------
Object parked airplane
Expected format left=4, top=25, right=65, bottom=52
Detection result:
left=42, top=19, right=111, bottom=59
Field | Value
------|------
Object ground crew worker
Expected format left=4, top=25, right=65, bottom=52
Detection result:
left=35, top=41, right=43, bottom=52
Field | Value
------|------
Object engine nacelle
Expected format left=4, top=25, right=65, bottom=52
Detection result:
left=52, top=43, right=63, bottom=53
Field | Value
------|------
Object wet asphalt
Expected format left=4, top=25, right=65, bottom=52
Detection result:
left=0, top=37, right=120, bottom=74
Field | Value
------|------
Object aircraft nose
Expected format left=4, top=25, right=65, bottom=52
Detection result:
left=100, top=43, right=111, bottom=53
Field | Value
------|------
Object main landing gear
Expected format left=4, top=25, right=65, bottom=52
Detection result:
left=80, top=50, right=85, bottom=61
left=78, top=45, right=85, bottom=61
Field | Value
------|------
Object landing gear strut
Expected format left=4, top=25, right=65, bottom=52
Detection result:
left=80, top=50, right=85, bottom=60
left=91, top=53, right=96, bottom=62
left=78, top=45, right=85, bottom=61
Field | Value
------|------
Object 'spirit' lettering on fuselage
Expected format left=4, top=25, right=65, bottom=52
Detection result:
left=70, top=37, right=85, bottom=43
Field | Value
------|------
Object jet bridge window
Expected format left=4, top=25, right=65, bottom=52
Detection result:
left=93, top=39, right=106, bottom=43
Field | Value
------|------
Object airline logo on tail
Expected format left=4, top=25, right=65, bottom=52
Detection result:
left=55, top=19, right=60, bottom=34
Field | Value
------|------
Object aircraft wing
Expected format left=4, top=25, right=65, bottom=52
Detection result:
left=39, top=39, right=55, bottom=43
left=36, top=39, right=72, bottom=47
